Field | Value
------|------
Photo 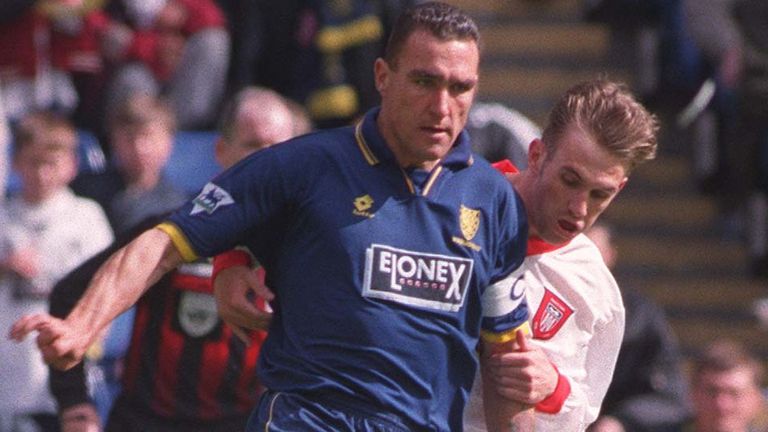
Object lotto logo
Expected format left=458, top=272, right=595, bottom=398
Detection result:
left=362, top=244, right=473, bottom=312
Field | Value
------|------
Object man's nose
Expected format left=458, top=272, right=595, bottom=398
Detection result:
left=430, top=88, right=451, bottom=117
left=568, top=194, right=588, bottom=218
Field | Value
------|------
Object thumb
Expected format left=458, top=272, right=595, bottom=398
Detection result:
left=515, top=328, right=530, bottom=352
left=247, top=269, right=274, bottom=301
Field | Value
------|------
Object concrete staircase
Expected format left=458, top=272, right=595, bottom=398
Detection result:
left=448, top=0, right=768, bottom=360
left=609, top=149, right=768, bottom=358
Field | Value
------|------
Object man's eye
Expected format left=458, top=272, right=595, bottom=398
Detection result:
left=414, top=78, right=432, bottom=87
left=450, top=83, right=471, bottom=94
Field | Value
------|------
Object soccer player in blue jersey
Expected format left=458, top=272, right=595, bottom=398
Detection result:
left=9, top=2, right=534, bottom=431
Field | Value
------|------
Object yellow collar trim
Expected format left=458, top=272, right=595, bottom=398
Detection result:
left=354, top=121, right=379, bottom=166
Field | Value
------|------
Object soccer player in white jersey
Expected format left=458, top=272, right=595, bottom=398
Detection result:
left=463, top=79, right=659, bottom=431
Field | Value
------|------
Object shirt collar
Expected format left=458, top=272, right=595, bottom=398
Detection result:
left=356, top=107, right=473, bottom=169
left=526, top=236, right=570, bottom=256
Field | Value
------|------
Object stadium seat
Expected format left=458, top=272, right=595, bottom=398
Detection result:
left=163, top=130, right=221, bottom=197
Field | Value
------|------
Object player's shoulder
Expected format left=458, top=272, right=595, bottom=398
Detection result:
left=560, top=234, right=604, bottom=260
left=544, top=234, right=620, bottom=294
left=461, top=155, right=518, bottom=195
left=279, top=126, right=354, bottom=153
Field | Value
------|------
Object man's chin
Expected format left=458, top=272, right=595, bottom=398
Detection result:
left=540, top=229, right=576, bottom=245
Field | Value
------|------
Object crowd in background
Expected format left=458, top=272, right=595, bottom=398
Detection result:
left=0, top=0, right=767, bottom=431
left=586, top=0, right=768, bottom=280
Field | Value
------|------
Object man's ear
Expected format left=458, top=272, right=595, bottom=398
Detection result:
left=527, top=138, right=546, bottom=172
left=373, top=58, right=389, bottom=94
left=618, top=177, right=628, bottom=191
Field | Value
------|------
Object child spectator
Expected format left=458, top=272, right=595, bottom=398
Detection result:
left=72, top=92, right=187, bottom=235
left=0, top=111, right=113, bottom=432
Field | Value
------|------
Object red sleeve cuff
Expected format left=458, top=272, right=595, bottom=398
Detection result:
left=535, top=365, right=570, bottom=414
left=212, top=250, right=252, bottom=283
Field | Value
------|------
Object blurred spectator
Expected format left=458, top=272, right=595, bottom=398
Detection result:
left=465, top=101, right=541, bottom=167
left=215, top=86, right=311, bottom=168
left=300, top=0, right=385, bottom=128
left=219, top=0, right=387, bottom=129
left=71, top=93, right=187, bottom=236
left=47, top=85, right=305, bottom=432
left=584, top=0, right=704, bottom=103
left=0, top=0, right=111, bottom=127
left=212, top=0, right=300, bottom=102
left=0, top=111, right=113, bottom=432
left=732, top=0, right=768, bottom=278
left=587, top=221, right=691, bottom=432
left=102, top=0, right=230, bottom=130
left=682, top=0, right=743, bottom=228
left=673, top=339, right=768, bottom=432
left=213, top=0, right=266, bottom=98
left=683, top=0, right=768, bottom=278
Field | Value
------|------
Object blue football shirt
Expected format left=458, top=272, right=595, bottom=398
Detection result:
left=162, top=108, right=529, bottom=431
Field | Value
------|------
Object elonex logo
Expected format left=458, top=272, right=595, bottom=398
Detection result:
left=191, top=183, right=235, bottom=215
left=363, top=244, right=473, bottom=312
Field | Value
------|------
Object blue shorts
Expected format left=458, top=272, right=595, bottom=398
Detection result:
left=247, top=391, right=413, bottom=432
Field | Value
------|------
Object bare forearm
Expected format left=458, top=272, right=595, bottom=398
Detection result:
left=481, top=360, right=535, bottom=432
left=66, top=228, right=182, bottom=346
left=480, top=333, right=537, bottom=432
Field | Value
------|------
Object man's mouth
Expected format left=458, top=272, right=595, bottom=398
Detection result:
left=558, top=219, right=578, bottom=233
left=422, top=126, right=448, bottom=135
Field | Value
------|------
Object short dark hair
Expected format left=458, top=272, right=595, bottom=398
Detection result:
left=383, top=1, right=480, bottom=69
left=692, top=339, right=765, bottom=388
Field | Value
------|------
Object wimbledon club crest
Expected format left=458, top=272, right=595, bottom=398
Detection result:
left=459, top=204, right=480, bottom=241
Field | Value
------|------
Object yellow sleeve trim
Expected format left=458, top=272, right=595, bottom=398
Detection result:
left=481, top=321, right=531, bottom=344
left=156, top=222, right=199, bottom=262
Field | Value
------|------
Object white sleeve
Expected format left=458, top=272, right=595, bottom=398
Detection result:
left=532, top=237, right=625, bottom=431
left=580, top=303, right=625, bottom=424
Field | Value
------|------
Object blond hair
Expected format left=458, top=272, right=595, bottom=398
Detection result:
left=542, top=79, right=658, bottom=173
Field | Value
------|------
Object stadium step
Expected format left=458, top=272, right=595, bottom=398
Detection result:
left=450, top=0, right=583, bottom=20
